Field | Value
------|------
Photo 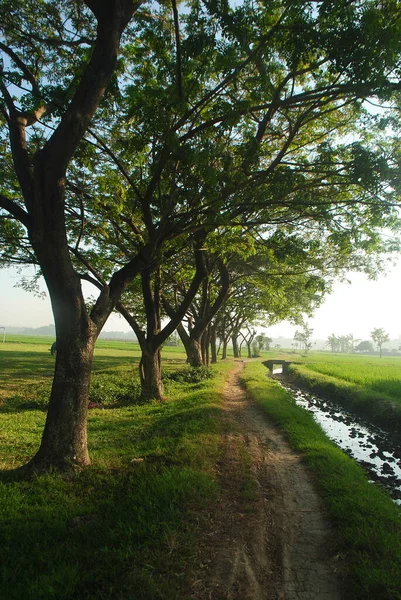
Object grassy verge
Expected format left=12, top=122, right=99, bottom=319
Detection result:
left=241, top=361, right=401, bottom=600
left=0, top=348, right=233, bottom=600
left=289, top=362, right=401, bottom=433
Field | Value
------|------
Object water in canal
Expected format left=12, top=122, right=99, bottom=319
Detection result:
left=272, top=373, right=401, bottom=504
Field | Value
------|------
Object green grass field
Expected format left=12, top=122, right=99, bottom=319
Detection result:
left=2, top=340, right=401, bottom=598
left=297, top=354, right=401, bottom=398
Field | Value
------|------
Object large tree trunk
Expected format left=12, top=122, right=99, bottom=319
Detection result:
left=28, top=273, right=97, bottom=470
left=189, top=339, right=204, bottom=367
left=177, top=324, right=204, bottom=367
left=30, top=332, right=95, bottom=470
left=139, top=345, right=164, bottom=401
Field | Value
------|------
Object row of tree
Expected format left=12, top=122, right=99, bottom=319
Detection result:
left=326, top=327, right=390, bottom=356
left=1, top=1, right=401, bottom=471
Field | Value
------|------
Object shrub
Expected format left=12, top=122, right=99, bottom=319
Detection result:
left=89, top=371, right=141, bottom=406
left=164, top=366, right=214, bottom=384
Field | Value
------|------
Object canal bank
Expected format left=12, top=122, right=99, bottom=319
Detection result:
left=284, top=361, right=401, bottom=435
left=275, top=377, right=401, bottom=504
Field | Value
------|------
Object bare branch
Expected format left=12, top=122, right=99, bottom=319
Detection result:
left=0, top=193, right=31, bottom=227
left=0, top=41, right=41, bottom=96
left=171, top=0, right=183, bottom=100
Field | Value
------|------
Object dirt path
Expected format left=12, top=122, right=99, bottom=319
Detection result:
left=190, top=361, right=342, bottom=600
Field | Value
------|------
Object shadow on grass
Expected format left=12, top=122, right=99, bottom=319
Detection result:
left=0, top=351, right=141, bottom=383
left=0, top=463, right=217, bottom=600
left=0, top=351, right=55, bottom=382
left=0, top=400, right=48, bottom=413
left=92, top=355, right=141, bottom=372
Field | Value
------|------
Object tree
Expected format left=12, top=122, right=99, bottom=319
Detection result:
left=345, top=333, right=360, bottom=353
left=294, top=322, right=314, bottom=354
left=115, top=234, right=212, bottom=400
left=256, top=334, right=273, bottom=352
left=355, top=340, right=374, bottom=353
left=370, top=327, right=390, bottom=357
left=326, top=334, right=340, bottom=353
left=0, top=1, right=141, bottom=470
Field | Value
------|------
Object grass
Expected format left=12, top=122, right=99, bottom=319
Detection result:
left=0, top=340, right=234, bottom=600
left=296, top=354, right=401, bottom=398
left=283, top=353, right=401, bottom=431
left=3, top=338, right=401, bottom=598
left=241, top=361, right=401, bottom=600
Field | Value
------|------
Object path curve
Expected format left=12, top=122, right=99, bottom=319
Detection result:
left=191, top=361, right=342, bottom=600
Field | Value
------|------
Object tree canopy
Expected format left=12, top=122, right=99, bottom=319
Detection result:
left=371, top=327, right=390, bottom=357
left=2, top=0, right=401, bottom=469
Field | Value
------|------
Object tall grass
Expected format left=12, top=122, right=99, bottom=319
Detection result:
left=302, top=358, right=401, bottom=399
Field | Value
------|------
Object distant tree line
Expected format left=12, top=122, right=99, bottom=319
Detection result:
left=326, top=328, right=391, bottom=357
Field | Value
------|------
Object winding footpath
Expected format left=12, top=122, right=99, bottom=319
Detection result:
left=191, top=361, right=342, bottom=600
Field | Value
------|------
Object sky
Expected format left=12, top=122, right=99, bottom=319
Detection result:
left=1, top=261, right=401, bottom=343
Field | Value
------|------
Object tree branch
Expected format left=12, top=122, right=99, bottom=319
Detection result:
left=116, top=300, right=145, bottom=346
left=43, top=0, right=142, bottom=176
left=0, top=193, right=31, bottom=228
left=0, top=41, right=41, bottom=96
left=154, top=240, right=208, bottom=348
left=171, top=0, right=183, bottom=100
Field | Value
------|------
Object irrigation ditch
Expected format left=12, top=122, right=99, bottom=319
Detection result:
left=267, top=365, right=401, bottom=504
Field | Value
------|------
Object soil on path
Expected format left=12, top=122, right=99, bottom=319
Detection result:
left=190, top=361, right=343, bottom=600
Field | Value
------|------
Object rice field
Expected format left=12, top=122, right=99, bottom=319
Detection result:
left=300, top=354, right=401, bottom=401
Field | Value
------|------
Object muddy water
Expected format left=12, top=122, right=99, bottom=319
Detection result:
left=272, top=373, right=401, bottom=504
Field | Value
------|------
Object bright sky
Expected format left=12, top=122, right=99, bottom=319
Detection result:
left=1, top=261, right=401, bottom=341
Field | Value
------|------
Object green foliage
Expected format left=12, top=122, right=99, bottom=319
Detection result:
left=89, top=371, right=141, bottom=407
left=371, top=327, right=390, bottom=356
left=251, top=341, right=260, bottom=358
left=164, top=365, right=214, bottom=384
left=242, top=361, right=401, bottom=600
left=355, top=340, right=375, bottom=353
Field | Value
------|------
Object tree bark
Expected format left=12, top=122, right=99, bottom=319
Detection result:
left=28, top=273, right=96, bottom=470
left=210, top=325, right=217, bottom=364
left=222, top=338, right=228, bottom=360
left=176, top=323, right=204, bottom=367
left=232, top=335, right=239, bottom=358
left=139, top=345, right=164, bottom=401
